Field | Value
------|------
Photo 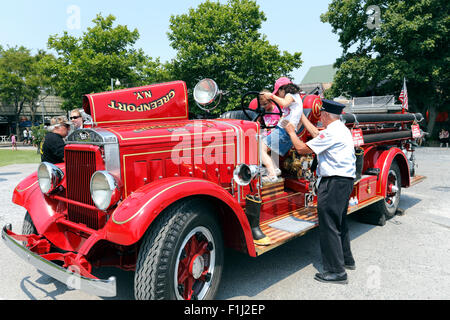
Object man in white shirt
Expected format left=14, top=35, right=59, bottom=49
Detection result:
left=23, top=128, right=28, bottom=144
left=284, top=99, right=356, bottom=284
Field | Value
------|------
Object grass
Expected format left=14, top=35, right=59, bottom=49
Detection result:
left=0, top=149, right=41, bottom=167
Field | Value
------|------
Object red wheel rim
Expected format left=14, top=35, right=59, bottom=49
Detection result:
left=386, top=169, right=399, bottom=207
left=175, top=227, right=215, bottom=300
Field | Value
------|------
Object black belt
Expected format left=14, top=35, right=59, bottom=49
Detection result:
left=321, top=176, right=354, bottom=181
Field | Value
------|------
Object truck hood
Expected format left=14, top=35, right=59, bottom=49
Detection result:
left=68, top=118, right=259, bottom=148
left=82, top=81, right=189, bottom=127
left=105, top=119, right=239, bottom=146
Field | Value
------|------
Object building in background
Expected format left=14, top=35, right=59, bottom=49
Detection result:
left=0, top=95, right=65, bottom=139
left=300, top=64, right=337, bottom=95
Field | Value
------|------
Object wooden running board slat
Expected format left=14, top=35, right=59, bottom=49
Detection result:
left=261, top=180, right=285, bottom=198
left=409, top=175, right=426, bottom=187
left=347, top=196, right=384, bottom=214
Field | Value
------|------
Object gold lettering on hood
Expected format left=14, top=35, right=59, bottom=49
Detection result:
left=108, top=90, right=175, bottom=112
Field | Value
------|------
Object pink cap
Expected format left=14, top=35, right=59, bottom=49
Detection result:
left=249, top=98, right=258, bottom=110
left=272, top=77, right=292, bottom=95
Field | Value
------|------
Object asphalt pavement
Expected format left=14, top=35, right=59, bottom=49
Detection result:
left=0, top=147, right=449, bottom=300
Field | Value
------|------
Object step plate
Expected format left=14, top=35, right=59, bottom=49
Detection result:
left=255, top=207, right=318, bottom=256
left=269, top=216, right=316, bottom=234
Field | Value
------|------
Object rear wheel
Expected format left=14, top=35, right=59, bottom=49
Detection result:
left=134, top=198, right=224, bottom=300
left=360, top=161, right=402, bottom=226
left=382, top=161, right=402, bottom=218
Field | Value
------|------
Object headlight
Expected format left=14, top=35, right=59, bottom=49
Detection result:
left=37, top=162, right=64, bottom=194
left=90, top=171, right=121, bottom=211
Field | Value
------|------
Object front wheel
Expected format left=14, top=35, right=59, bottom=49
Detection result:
left=134, top=199, right=224, bottom=300
left=22, top=211, right=37, bottom=239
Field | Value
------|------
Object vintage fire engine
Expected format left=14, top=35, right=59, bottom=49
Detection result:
left=2, top=79, right=425, bottom=300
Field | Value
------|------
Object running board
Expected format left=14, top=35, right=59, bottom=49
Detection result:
left=409, top=175, right=426, bottom=187
left=255, top=207, right=318, bottom=256
left=347, top=196, right=384, bottom=214
left=254, top=195, right=385, bottom=256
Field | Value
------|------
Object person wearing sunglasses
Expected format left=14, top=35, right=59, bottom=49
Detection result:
left=69, top=109, right=84, bottom=130
left=41, top=116, right=71, bottom=164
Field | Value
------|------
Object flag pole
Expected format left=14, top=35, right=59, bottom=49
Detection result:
left=401, top=77, right=405, bottom=114
left=401, top=77, right=407, bottom=114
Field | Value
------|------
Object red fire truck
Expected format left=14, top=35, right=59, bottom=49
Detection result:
left=2, top=79, right=425, bottom=300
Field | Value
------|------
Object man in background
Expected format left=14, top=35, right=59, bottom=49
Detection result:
left=41, top=116, right=71, bottom=164
left=69, top=108, right=84, bottom=131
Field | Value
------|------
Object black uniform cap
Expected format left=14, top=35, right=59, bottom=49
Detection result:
left=321, top=99, right=346, bottom=115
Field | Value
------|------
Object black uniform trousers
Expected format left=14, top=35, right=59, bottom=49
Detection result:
left=317, top=176, right=355, bottom=274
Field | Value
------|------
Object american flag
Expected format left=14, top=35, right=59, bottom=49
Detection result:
left=399, top=77, right=408, bottom=110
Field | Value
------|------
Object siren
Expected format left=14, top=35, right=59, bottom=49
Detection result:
left=233, top=164, right=259, bottom=186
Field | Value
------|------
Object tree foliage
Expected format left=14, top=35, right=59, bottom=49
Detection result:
left=321, top=0, right=449, bottom=136
left=30, top=124, right=47, bottom=153
left=46, top=14, right=169, bottom=111
left=0, top=46, right=38, bottom=107
left=167, top=0, right=303, bottom=115
left=0, top=46, right=51, bottom=134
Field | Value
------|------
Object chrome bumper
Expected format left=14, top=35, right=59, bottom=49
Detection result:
left=1, top=224, right=117, bottom=297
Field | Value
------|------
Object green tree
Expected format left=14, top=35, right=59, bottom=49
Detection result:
left=167, top=0, right=303, bottom=115
left=46, top=14, right=169, bottom=111
left=30, top=124, right=47, bottom=154
left=0, top=46, right=42, bottom=136
left=28, top=50, right=57, bottom=124
left=321, top=0, right=449, bottom=137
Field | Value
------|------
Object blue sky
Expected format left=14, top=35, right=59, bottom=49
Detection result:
left=0, top=0, right=342, bottom=83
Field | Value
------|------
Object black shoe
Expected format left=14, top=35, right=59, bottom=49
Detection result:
left=344, top=263, right=356, bottom=270
left=314, top=272, right=348, bottom=284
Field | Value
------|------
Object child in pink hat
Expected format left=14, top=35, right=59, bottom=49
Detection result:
left=272, top=77, right=293, bottom=95
left=260, top=77, right=304, bottom=184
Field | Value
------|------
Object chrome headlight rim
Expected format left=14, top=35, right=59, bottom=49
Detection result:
left=37, top=162, right=64, bottom=195
left=90, top=171, right=121, bottom=211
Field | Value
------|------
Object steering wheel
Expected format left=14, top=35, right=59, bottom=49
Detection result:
left=241, top=91, right=283, bottom=129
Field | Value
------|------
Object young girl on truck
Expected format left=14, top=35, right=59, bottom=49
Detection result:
left=260, top=80, right=303, bottom=184
left=258, top=89, right=281, bottom=137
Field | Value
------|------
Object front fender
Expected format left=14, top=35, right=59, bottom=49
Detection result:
left=105, top=177, right=255, bottom=255
left=12, top=169, right=39, bottom=208
left=12, top=164, right=66, bottom=235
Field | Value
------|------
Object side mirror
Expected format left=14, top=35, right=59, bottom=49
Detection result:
left=193, top=78, right=222, bottom=112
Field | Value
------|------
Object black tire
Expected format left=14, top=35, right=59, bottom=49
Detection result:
left=359, top=161, right=402, bottom=226
left=134, top=198, right=224, bottom=300
left=22, top=212, right=38, bottom=246
left=22, top=211, right=37, bottom=235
